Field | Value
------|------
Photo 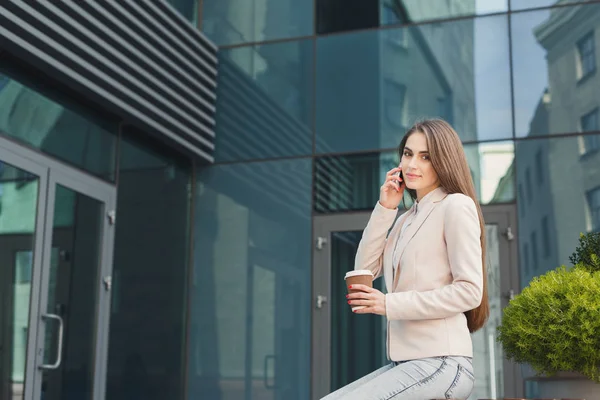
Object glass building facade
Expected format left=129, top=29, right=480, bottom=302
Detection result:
left=0, top=2, right=214, bottom=400
left=0, top=70, right=195, bottom=400
left=194, top=1, right=600, bottom=399
left=1, top=1, right=599, bottom=400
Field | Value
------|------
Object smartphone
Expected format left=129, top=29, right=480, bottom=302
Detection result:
left=396, top=170, right=404, bottom=190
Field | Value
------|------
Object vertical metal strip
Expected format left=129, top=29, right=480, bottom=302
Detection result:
left=22, top=163, right=49, bottom=400
left=31, top=170, right=57, bottom=400
left=94, top=184, right=117, bottom=400
left=182, top=162, right=196, bottom=400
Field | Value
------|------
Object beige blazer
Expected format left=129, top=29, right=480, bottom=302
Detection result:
left=355, top=187, right=483, bottom=361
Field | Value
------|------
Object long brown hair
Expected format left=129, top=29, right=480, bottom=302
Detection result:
left=398, top=118, right=489, bottom=333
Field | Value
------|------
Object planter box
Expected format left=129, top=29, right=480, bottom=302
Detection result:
left=526, top=371, right=600, bottom=400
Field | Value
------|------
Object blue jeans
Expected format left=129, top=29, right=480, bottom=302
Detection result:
left=320, top=356, right=474, bottom=400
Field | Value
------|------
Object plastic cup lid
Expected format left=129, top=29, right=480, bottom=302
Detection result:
left=344, top=270, right=374, bottom=279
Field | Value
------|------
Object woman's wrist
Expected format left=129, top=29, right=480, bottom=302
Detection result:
left=379, top=200, right=397, bottom=210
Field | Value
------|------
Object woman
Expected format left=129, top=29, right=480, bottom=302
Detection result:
left=322, top=119, right=488, bottom=400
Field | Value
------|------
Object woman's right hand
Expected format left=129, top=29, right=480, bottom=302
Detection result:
left=379, top=166, right=404, bottom=209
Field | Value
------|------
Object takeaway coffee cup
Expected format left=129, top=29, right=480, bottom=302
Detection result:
left=344, top=270, right=374, bottom=311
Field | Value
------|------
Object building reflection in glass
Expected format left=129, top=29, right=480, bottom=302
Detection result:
left=512, top=3, right=600, bottom=137
left=191, top=159, right=312, bottom=400
left=316, top=12, right=511, bottom=154
left=515, top=2, right=600, bottom=287
left=314, top=143, right=514, bottom=214
left=202, top=0, right=313, bottom=46
left=214, top=41, right=313, bottom=162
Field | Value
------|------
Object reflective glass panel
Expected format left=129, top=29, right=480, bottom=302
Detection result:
left=512, top=4, right=600, bottom=137
left=516, top=134, right=600, bottom=287
left=215, top=40, right=313, bottom=162
left=316, top=14, right=512, bottom=154
left=0, top=72, right=117, bottom=181
left=166, top=0, right=199, bottom=24
left=510, top=0, right=595, bottom=11
left=0, top=160, right=39, bottom=400
left=380, top=0, right=507, bottom=26
left=318, top=0, right=508, bottom=35
left=202, top=0, right=313, bottom=46
left=317, top=0, right=379, bottom=34
left=329, top=231, right=386, bottom=392
left=106, top=132, right=192, bottom=400
left=315, top=142, right=514, bottom=213
left=40, top=185, right=104, bottom=400
left=190, top=159, right=312, bottom=400
left=471, top=222, right=505, bottom=400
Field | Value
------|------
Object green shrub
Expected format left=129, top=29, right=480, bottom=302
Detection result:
left=570, top=232, right=600, bottom=273
left=497, top=265, right=600, bottom=382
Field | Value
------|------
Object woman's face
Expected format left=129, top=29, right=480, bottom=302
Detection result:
left=401, top=132, right=440, bottom=199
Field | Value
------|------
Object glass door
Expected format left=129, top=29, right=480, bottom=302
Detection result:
left=35, top=169, right=116, bottom=400
left=0, top=150, right=48, bottom=400
left=311, top=212, right=374, bottom=400
left=311, top=205, right=521, bottom=400
left=0, top=137, right=116, bottom=400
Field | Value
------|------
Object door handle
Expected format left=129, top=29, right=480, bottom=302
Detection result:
left=316, top=295, right=328, bottom=309
left=39, top=313, right=64, bottom=370
left=502, top=289, right=515, bottom=301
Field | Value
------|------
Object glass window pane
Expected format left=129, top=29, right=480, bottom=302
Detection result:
left=542, top=215, right=551, bottom=256
left=0, top=71, right=118, bottom=181
left=0, top=160, right=40, bottom=400
left=512, top=4, right=600, bottom=137
left=202, top=0, right=313, bottom=46
left=577, top=32, right=596, bottom=77
left=329, top=231, right=386, bottom=391
left=535, top=150, right=544, bottom=183
left=516, top=133, right=600, bottom=287
left=215, top=40, right=313, bottom=162
left=166, top=0, right=198, bottom=24
left=470, top=222, right=506, bottom=400
left=41, top=185, right=104, bottom=400
left=584, top=135, right=600, bottom=153
left=318, top=0, right=508, bottom=34
left=315, top=142, right=514, bottom=213
left=530, top=231, right=539, bottom=270
left=380, top=0, right=507, bottom=26
left=581, top=108, right=599, bottom=132
left=474, top=141, right=516, bottom=204
left=106, top=132, right=192, bottom=400
left=315, top=152, right=403, bottom=213
left=589, top=187, right=600, bottom=231
left=190, top=159, right=311, bottom=400
left=316, top=15, right=512, bottom=154
left=317, top=0, right=379, bottom=35
left=511, top=0, right=596, bottom=11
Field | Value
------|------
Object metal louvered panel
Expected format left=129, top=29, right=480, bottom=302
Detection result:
left=0, top=0, right=217, bottom=163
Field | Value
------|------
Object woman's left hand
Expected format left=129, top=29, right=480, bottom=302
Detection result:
left=346, top=284, right=386, bottom=316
